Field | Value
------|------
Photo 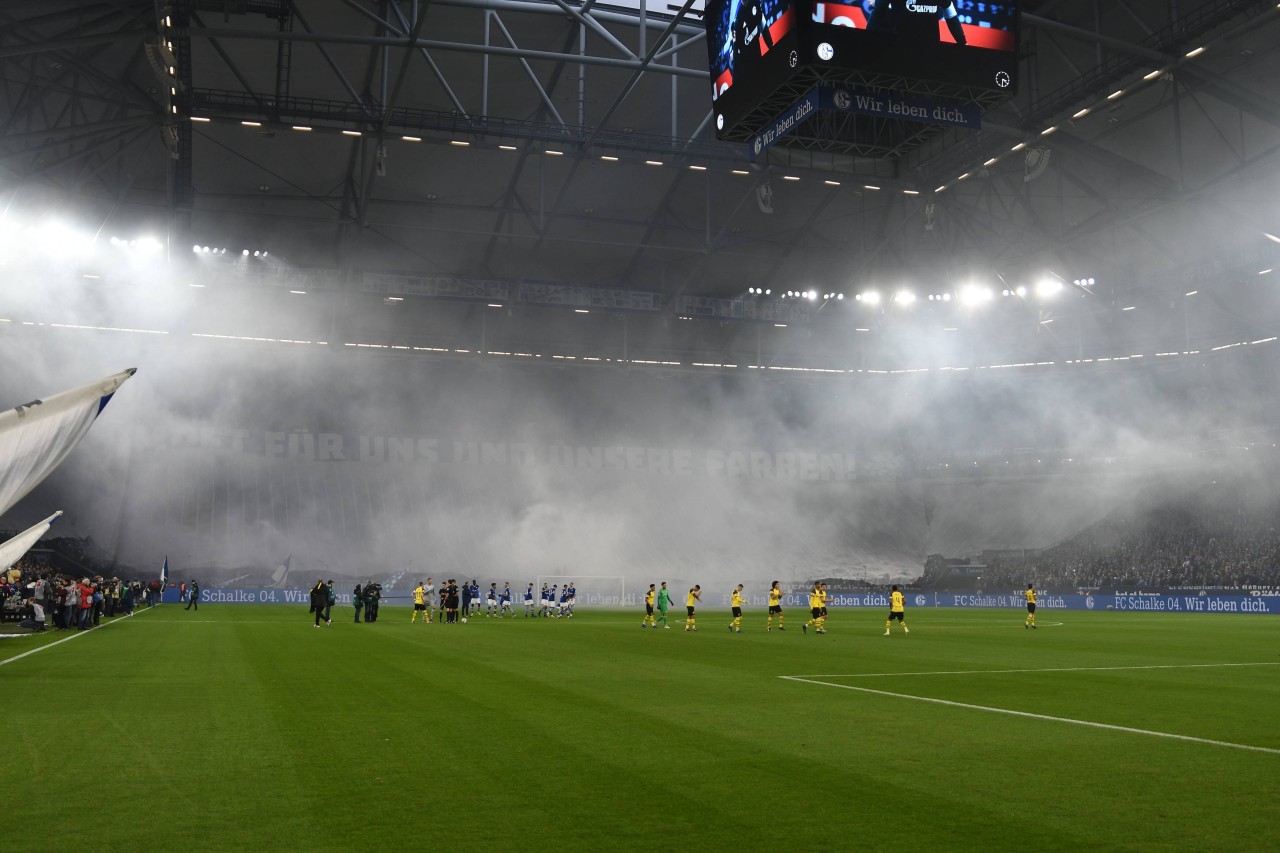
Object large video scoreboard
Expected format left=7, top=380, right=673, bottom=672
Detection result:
left=705, top=0, right=1019, bottom=138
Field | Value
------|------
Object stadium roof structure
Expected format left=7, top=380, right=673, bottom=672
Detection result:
left=2, top=0, right=1280, bottom=370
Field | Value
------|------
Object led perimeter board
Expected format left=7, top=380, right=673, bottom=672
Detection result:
left=706, top=1, right=1020, bottom=139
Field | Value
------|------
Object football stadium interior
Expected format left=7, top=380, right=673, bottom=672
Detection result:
left=2, top=2, right=1279, bottom=850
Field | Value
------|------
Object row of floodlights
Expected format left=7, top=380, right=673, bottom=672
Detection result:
left=748, top=288, right=848, bottom=300
left=849, top=279, right=1073, bottom=306
left=191, top=245, right=269, bottom=257
left=741, top=280, right=1080, bottom=307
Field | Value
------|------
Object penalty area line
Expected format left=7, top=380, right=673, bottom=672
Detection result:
left=778, top=675, right=1280, bottom=755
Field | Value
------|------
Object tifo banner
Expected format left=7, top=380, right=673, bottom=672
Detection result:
left=819, top=86, right=981, bottom=130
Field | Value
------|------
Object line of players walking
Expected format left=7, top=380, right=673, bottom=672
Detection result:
left=406, top=579, right=579, bottom=624
left=641, top=580, right=913, bottom=636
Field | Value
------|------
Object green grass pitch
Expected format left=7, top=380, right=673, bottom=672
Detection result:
left=4, top=604, right=1279, bottom=851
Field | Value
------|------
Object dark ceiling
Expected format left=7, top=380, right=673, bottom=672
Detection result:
left=2, top=0, right=1279, bottom=370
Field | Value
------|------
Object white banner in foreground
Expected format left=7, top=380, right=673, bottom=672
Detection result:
left=0, top=510, right=63, bottom=569
left=0, top=368, right=135, bottom=517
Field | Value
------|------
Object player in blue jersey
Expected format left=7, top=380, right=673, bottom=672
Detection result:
left=468, top=581, right=481, bottom=617
left=557, top=585, right=571, bottom=619
left=546, top=585, right=558, bottom=618
left=565, top=583, right=577, bottom=618
left=524, top=583, right=536, bottom=617
left=499, top=582, right=514, bottom=618
left=486, top=583, right=499, bottom=617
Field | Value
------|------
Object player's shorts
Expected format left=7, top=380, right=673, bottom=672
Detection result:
left=487, top=598, right=498, bottom=607
left=821, top=607, right=828, bottom=617
left=768, top=604, right=782, bottom=614
left=568, top=598, right=576, bottom=606
left=810, top=607, right=822, bottom=619
left=413, top=603, right=426, bottom=611
left=731, top=606, right=742, bottom=617
left=888, top=611, right=904, bottom=622
left=687, top=606, right=695, bottom=617
left=1027, top=602, right=1037, bottom=613
left=645, top=603, right=654, bottom=615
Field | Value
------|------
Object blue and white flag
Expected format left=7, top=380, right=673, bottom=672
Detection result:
left=268, top=554, right=292, bottom=588
left=160, top=555, right=169, bottom=585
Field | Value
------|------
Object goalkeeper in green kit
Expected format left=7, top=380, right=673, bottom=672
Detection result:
left=653, top=581, right=675, bottom=629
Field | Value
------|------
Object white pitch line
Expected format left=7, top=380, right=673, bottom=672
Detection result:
left=787, top=661, right=1280, bottom=679
left=779, top=675, right=1280, bottom=755
left=0, top=606, right=154, bottom=669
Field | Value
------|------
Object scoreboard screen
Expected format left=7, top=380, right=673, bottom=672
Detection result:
left=705, top=0, right=805, bottom=136
left=706, top=1, right=1020, bottom=138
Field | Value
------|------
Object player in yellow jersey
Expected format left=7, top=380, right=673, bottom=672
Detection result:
left=819, top=583, right=830, bottom=631
left=803, top=583, right=826, bottom=634
left=1025, top=583, right=1037, bottom=629
left=684, top=585, right=702, bottom=632
left=885, top=584, right=909, bottom=636
left=766, top=581, right=786, bottom=631
left=729, top=584, right=745, bottom=633
left=411, top=582, right=427, bottom=623
left=642, top=583, right=656, bottom=628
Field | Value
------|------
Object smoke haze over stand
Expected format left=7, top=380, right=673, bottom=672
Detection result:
left=2, top=251, right=1279, bottom=591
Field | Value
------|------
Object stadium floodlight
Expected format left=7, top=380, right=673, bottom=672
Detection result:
left=895, top=291, right=916, bottom=304
left=836, top=293, right=843, bottom=300
left=960, top=285, right=994, bottom=305
left=1016, top=286, right=1027, bottom=297
left=862, top=291, right=881, bottom=305
left=242, top=249, right=250, bottom=256
left=1036, top=279, right=1063, bottom=297
left=765, top=289, right=771, bottom=295
left=942, top=293, right=952, bottom=302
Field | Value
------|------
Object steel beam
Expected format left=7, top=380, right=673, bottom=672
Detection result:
left=185, top=26, right=710, bottom=79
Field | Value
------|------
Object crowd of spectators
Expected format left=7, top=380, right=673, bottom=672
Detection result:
left=1, top=562, right=163, bottom=632
left=972, top=483, right=1280, bottom=592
